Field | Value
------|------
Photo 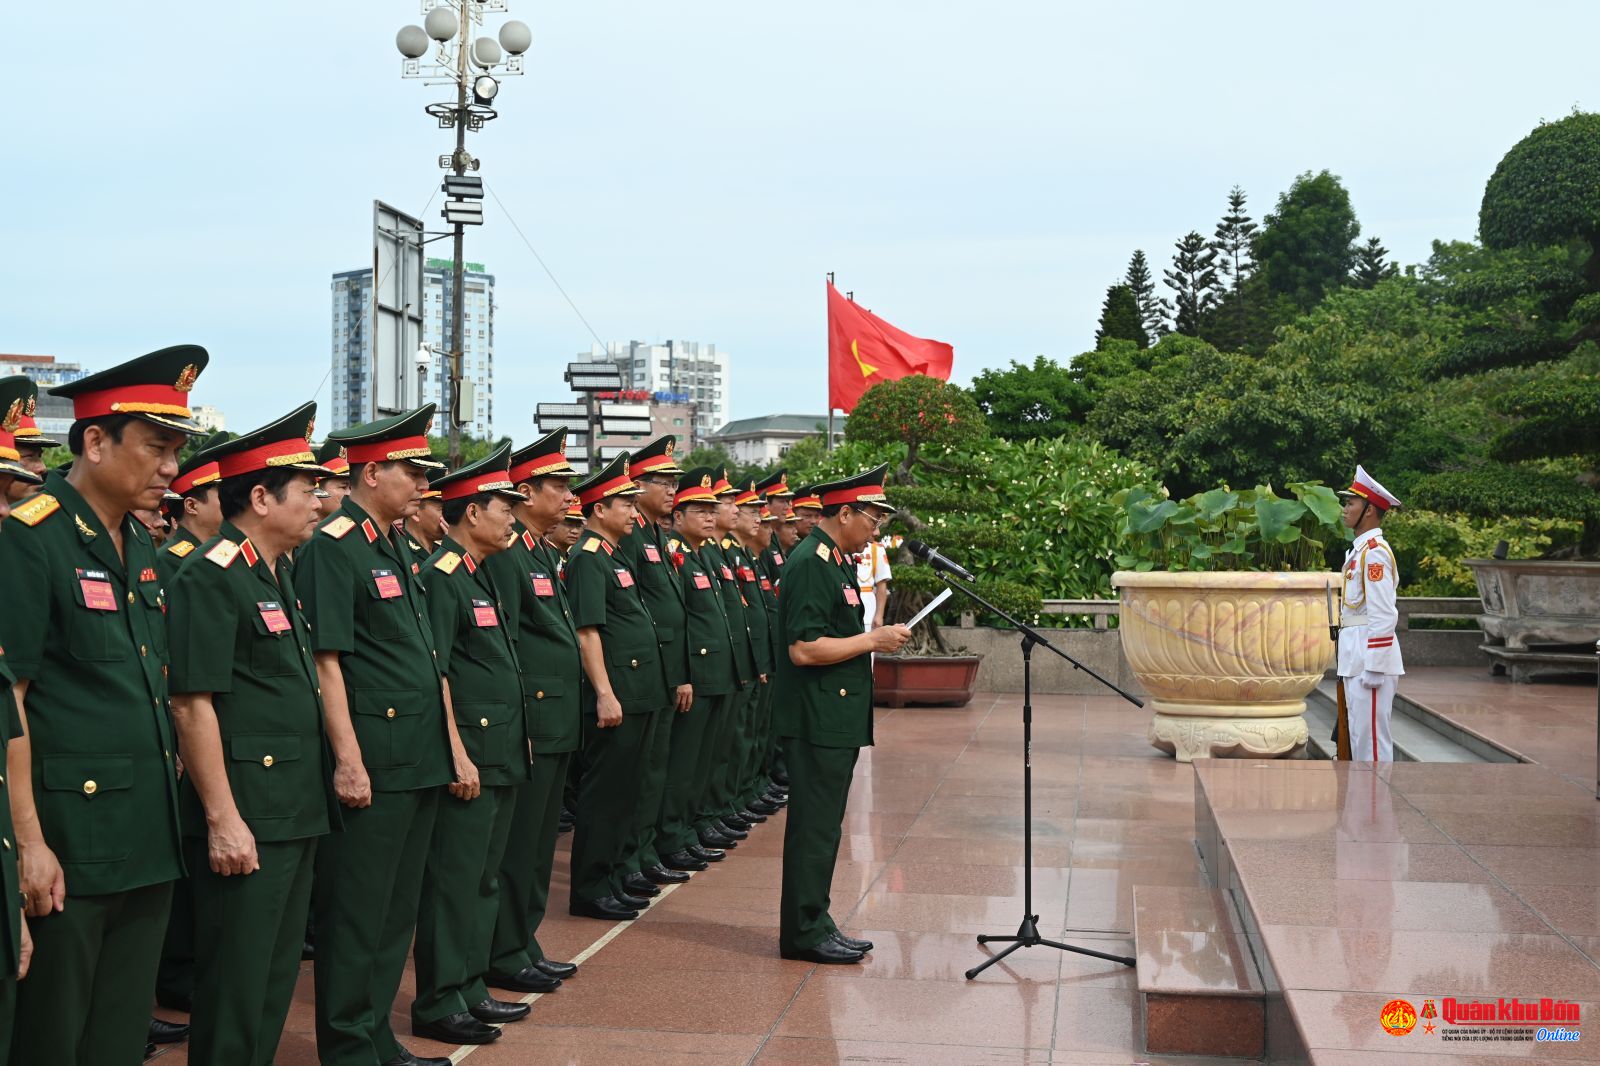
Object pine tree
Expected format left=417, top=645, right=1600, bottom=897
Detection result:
left=1351, top=236, right=1398, bottom=288
left=1095, top=283, right=1149, bottom=349
left=1207, top=186, right=1259, bottom=350
left=1124, top=249, right=1168, bottom=339
left=1164, top=231, right=1221, bottom=335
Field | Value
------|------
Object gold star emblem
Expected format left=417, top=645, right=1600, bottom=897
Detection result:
left=174, top=364, right=200, bottom=393
left=664, top=439, right=675, bottom=456
left=1, top=399, right=21, bottom=433
left=700, top=474, right=713, bottom=488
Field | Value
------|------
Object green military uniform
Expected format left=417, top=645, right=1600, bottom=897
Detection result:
left=295, top=406, right=453, bottom=1066
left=0, top=349, right=210, bottom=1066
left=696, top=475, right=756, bottom=841
left=0, top=378, right=43, bottom=1066
left=776, top=468, right=894, bottom=955
left=753, top=469, right=794, bottom=586
left=728, top=502, right=778, bottom=815
left=412, top=445, right=532, bottom=1032
left=485, top=429, right=583, bottom=982
left=659, top=470, right=739, bottom=863
left=616, top=436, right=688, bottom=883
left=167, top=408, right=339, bottom=1065
left=565, top=454, right=667, bottom=912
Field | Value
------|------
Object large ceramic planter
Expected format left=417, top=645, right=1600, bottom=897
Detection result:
left=1112, top=570, right=1338, bottom=762
left=1463, top=558, right=1600, bottom=649
left=872, top=655, right=982, bottom=708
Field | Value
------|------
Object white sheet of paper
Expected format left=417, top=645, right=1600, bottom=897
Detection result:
left=906, top=588, right=953, bottom=630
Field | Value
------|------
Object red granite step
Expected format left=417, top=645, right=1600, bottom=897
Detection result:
left=1133, top=884, right=1265, bottom=1058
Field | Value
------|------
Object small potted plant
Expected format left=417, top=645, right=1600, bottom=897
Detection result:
left=1111, top=482, right=1343, bottom=761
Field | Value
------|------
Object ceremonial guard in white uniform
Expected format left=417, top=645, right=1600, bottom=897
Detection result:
left=854, top=539, right=892, bottom=632
left=1336, top=465, right=1404, bottom=762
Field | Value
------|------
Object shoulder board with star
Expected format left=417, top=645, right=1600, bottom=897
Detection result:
left=321, top=515, right=355, bottom=539
left=205, top=540, right=241, bottom=568
left=720, top=536, right=735, bottom=549
left=9, top=494, right=59, bottom=527
left=432, top=551, right=462, bottom=574
left=815, top=542, right=832, bottom=560
left=582, top=537, right=602, bottom=553
left=166, top=539, right=196, bottom=558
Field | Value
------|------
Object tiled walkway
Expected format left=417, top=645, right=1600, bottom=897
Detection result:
left=153, top=690, right=1216, bottom=1064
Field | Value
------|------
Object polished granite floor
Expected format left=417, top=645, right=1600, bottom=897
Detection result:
left=152, top=691, right=1221, bottom=1065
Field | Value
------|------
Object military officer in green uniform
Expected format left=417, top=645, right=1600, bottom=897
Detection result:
left=753, top=470, right=794, bottom=584
left=776, top=465, right=910, bottom=964
left=616, top=437, right=692, bottom=897
left=657, top=470, right=737, bottom=872
left=1, top=347, right=209, bottom=1064
left=0, top=377, right=44, bottom=1066
left=694, top=468, right=756, bottom=851
left=165, top=403, right=339, bottom=1064
left=295, top=404, right=471, bottom=1066
left=726, top=478, right=775, bottom=828
left=5, top=389, right=57, bottom=500
left=314, top=440, right=351, bottom=518
left=405, top=478, right=446, bottom=557
left=409, top=443, right=532, bottom=1045
left=482, top=430, right=580, bottom=993
left=566, top=453, right=666, bottom=921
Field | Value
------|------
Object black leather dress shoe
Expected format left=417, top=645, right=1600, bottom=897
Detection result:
left=738, top=808, right=768, bottom=823
left=412, top=1011, right=501, bottom=1045
left=534, top=957, right=578, bottom=979
left=771, top=770, right=790, bottom=787
left=149, top=1016, right=190, bottom=1044
left=662, top=849, right=709, bottom=871
left=614, top=889, right=650, bottom=909
left=750, top=799, right=781, bottom=815
left=380, top=1049, right=451, bottom=1066
left=831, top=930, right=875, bottom=953
left=470, top=997, right=531, bottom=1023
left=646, top=862, right=692, bottom=883
left=569, top=895, right=640, bottom=920
left=781, top=939, right=864, bottom=964
left=699, top=828, right=738, bottom=849
left=622, top=872, right=661, bottom=897
left=687, top=843, right=725, bottom=862
left=486, top=965, right=562, bottom=993
left=722, top=813, right=752, bottom=830
left=718, top=819, right=750, bottom=838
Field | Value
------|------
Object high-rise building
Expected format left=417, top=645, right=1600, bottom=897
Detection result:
left=331, top=259, right=496, bottom=436
left=580, top=340, right=730, bottom=444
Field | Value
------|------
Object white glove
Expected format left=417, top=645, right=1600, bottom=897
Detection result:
left=1356, top=670, right=1388, bottom=691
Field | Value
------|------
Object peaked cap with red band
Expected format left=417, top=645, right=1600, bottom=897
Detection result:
left=574, top=451, right=641, bottom=508
left=327, top=403, right=444, bottom=470
left=12, top=389, right=60, bottom=448
left=315, top=439, right=351, bottom=477
left=711, top=466, right=737, bottom=497
left=628, top=434, right=686, bottom=479
left=1337, top=464, right=1402, bottom=513
left=432, top=441, right=524, bottom=503
left=755, top=469, right=794, bottom=499
left=49, top=343, right=210, bottom=435
left=733, top=478, right=762, bottom=507
left=564, top=500, right=586, bottom=522
left=170, top=430, right=229, bottom=496
left=199, top=401, right=334, bottom=481
left=791, top=485, right=823, bottom=512
left=815, top=463, right=897, bottom=514
left=0, top=375, right=44, bottom=485
left=509, top=427, right=578, bottom=484
left=674, top=466, right=720, bottom=507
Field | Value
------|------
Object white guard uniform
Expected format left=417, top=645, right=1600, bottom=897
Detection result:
left=855, top=541, right=892, bottom=631
left=1338, top=527, right=1404, bottom=761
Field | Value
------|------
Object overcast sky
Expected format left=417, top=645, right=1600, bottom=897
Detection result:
left=4, top=2, right=1593, bottom=438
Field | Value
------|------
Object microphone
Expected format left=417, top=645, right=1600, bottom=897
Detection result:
left=904, top=539, right=976, bottom=582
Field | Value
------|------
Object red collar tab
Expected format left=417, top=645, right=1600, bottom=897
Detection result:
left=463, top=552, right=478, bottom=573
left=521, top=530, right=537, bottom=551
left=360, top=518, right=379, bottom=543
left=239, top=539, right=260, bottom=568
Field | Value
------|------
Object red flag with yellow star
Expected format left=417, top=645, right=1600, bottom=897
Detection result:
left=827, top=281, right=954, bottom=412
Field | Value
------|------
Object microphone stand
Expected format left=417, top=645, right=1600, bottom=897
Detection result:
left=926, top=571, right=1143, bottom=979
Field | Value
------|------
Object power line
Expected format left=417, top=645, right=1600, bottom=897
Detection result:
left=484, top=181, right=610, bottom=353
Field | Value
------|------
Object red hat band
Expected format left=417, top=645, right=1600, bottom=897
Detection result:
left=510, top=453, right=569, bottom=483
left=441, top=475, right=515, bottom=502
left=71, top=382, right=194, bottom=421
left=345, top=435, right=431, bottom=465
left=733, top=487, right=760, bottom=506
left=171, top=462, right=222, bottom=495
left=820, top=484, right=889, bottom=509
left=1345, top=479, right=1391, bottom=512
left=577, top=474, right=636, bottom=508
left=0, top=428, right=17, bottom=463
left=15, top=415, right=45, bottom=438
left=217, top=438, right=316, bottom=480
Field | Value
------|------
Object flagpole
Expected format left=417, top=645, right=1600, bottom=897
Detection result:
left=826, top=272, right=835, bottom=452
left=827, top=408, right=834, bottom=453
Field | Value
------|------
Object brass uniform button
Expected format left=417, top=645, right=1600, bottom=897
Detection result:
left=1, top=838, right=9, bottom=851
left=262, top=755, right=274, bottom=767
left=127, top=591, right=135, bottom=604
left=479, top=717, right=489, bottom=727
left=83, top=780, right=98, bottom=795
left=535, top=691, right=545, bottom=699
left=839, top=688, right=847, bottom=697
left=630, top=659, right=638, bottom=668
left=699, top=648, right=708, bottom=655
left=140, top=644, right=148, bottom=657
left=386, top=708, right=397, bottom=719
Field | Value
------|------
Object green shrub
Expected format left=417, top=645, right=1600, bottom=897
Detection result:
left=1384, top=509, right=1584, bottom=595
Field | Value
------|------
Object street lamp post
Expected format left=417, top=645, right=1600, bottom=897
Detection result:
left=395, top=1, right=531, bottom=465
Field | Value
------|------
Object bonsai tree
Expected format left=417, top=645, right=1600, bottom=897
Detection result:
left=1412, top=112, right=1600, bottom=555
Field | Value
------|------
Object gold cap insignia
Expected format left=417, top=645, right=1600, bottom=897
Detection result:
left=1, top=399, right=21, bottom=433
left=305, top=418, right=316, bottom=441
left=174, top=364, right=200, bottom=393
left=23, top=396, right=35, bottom=416
left=664, top=439, right=675, bottom=456
left=700, top=474, right=712, bottom=488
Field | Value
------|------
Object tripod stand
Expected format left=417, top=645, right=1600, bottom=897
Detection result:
left=933, top=575, right=1144, bottom=980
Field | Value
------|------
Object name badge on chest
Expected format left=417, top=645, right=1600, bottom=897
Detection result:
left=471, top=598, right=499, bottom=627
left=615, top=567, right=635, bottom=589
left=643, top=544, right=662, bottom=563
left=693, top=572, right=712, bottom=590
left=720, top=565, right=734, bottom=581
left=530, top=573, right=555, bottom=598
left=372, top=569, right=403, bottom=599
left=842, top=585, right=861, bottom=606
left=77, top=569, right=118, bottom=611
left=257, top=601, right=292, bottom=633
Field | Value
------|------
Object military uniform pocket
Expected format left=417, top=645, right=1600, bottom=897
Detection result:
left=349, top=688, right=425, bottom=769
left=454, top=701, right=513, bottom=769
left=40, top=754, right=135, bottom=863
left=68, top=583, right=125, bottom=662
left=249, top=615, right=298, bottom=676
left=227, top=733, right=305, bottom=822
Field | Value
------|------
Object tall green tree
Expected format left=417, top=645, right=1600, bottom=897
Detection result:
left=1125, top=249, right=1168, bottom=340
left=971, top=355, right=1093, bottom=440
left=1204, top=186, right=1259, bottom=349
left=1163, top=231, right=1221, bottom=335
left=1255, top=169, right=1361, bottom=313
left=1351, top=236, right=1397, bottom=288
left=1095, top=283, right=1150, bottom=349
